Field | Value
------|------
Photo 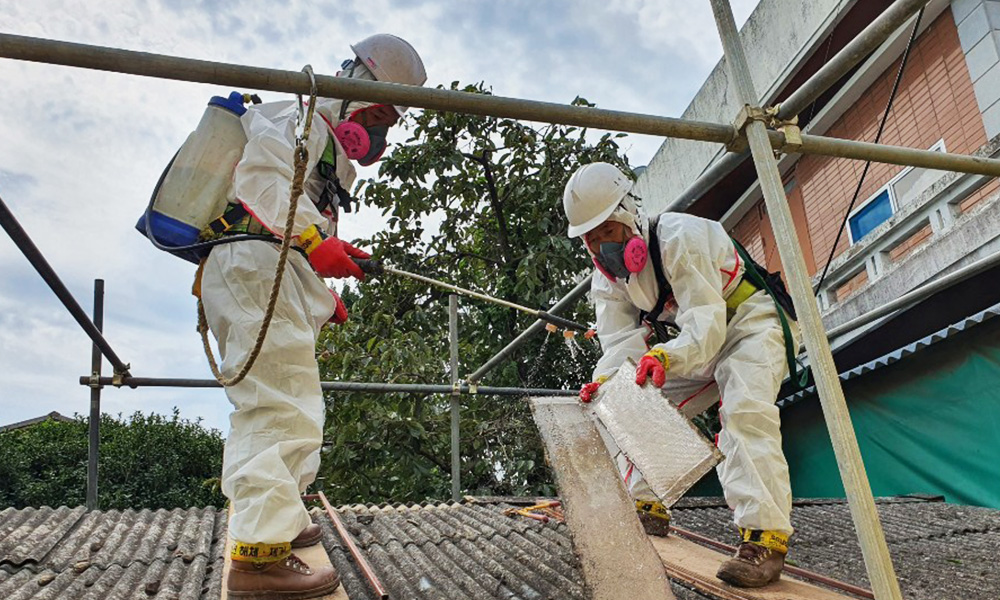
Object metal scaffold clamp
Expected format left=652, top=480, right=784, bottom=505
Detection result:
left=88, top=371, right=103, bottom=390
left=728, top=104, right=802, bottom=155
left=111, top=364, right=131, bottom=388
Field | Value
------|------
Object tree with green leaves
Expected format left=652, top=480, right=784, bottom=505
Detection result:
left=316, top=82, right=632, bottom=504
left=0, top=410, right=225, bottom=509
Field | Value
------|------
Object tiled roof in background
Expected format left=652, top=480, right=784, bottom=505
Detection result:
left=2, top=496, right=998, bottom=599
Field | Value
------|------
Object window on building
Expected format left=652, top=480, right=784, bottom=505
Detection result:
left=849, top=188, right=893, bottom=241
left=847, top=140, right=946, bottom=244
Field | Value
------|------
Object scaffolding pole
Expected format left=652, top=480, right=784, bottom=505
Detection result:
left=669, top=0, right=930, bottom=212
left=710, top=1, right=903, bottom=598
left=449, top=294, right=461, bottom=501
left=0, top=193, right=131, bottom=377
left=1, top=34, right=999, bottom=177
left=467, top=276, right=592, bottom=384
left=775, top=0, right=928, bottom=120
left=86, top=279, right=104, bottom=511
left=77, top=375, right=576, bottom=397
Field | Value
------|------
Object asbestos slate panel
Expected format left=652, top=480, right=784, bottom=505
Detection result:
left=589, top=367, right=723, bottom=507
left=532, top=396, right=676, bottom=600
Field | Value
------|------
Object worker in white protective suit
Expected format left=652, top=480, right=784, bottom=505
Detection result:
left=198, top=34, right=426, bottom=598
left=565, top=162, right=802, bottom=589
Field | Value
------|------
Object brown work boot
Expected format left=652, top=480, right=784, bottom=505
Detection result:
left=228, top=553, right=340, bottom=599
left=291, top=523, right=322, bottom=548
left=716, top=541, right=786, bottom=588
left=636, top=500, right=671, bottom=537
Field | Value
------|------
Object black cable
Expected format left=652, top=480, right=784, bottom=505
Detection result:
left=815, top=7, right=925, bottom=296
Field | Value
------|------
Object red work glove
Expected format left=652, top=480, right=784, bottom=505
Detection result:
left=328, top=289, right=348, bottom=325
left=635, top=349, right=670, bottom=388
left=580, top=382, right=601, bottom=403
left=308, top=236, right=371, bottom=280
left=579, top=376, right=609, bottom=403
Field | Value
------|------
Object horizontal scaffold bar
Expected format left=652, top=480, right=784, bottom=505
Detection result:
left=2, top=33, right=999, bottom=177
left=78, top=375, right=577, bottom=397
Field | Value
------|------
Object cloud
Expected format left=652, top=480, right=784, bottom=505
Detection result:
left=0, top=0, right=756, bottom=434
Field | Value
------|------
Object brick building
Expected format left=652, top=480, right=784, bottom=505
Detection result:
left=637, top=0, right=1000, bottom=508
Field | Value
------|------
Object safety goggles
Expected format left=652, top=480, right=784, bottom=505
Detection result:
left=347, top=104, right=399, bottom=128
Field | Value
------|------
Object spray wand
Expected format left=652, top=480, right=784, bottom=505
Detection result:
left=353, top=259, right=595, bottom=337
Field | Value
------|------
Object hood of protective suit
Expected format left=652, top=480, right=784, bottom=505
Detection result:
left=586, top=194, right=660, bottom=311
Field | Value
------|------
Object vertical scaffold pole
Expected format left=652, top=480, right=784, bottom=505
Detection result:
left=86, top=278, right=104, bottom=511
left=708, top=1, right=903, bottom=599
left=449, top=294, right=461, bottom=501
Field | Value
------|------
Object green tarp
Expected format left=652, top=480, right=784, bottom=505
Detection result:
left=781, top=317, right=1000, bottom=508
left=690, top=316, right=1000, bottom=508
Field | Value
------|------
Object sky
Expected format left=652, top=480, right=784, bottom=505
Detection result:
left=0, top=0, right=756, bottom=435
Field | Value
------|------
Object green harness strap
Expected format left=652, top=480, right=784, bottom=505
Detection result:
left=731, top=239, right=811, bottom=391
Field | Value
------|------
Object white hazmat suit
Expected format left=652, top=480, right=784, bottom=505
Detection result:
left=593, top=212, right=800, bottom=536
left=200, top=94, right=362, bottom=545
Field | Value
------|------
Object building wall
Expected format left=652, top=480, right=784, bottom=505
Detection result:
left=953, top=0, right=1000, bottom=138
left=635, top=0, right=851, bottom=214
left=729, top=10, right=998, bottom=278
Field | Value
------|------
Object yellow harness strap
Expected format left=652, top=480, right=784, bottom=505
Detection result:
left=192, top=258, right=207, bottom=299
left=725, top=279, right=758, bottom=318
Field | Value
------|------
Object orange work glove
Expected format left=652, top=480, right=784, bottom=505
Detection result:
left=635, top=349, right=670, bottom=388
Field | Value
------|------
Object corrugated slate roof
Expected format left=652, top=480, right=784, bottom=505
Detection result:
left=779, top=300, right=1000, bottom=407
left=671, top=496, right=1000, bottom=599
left=0, top=506, right=225, bottom=600
left=2, top=497, right=998, bottom=599
left=324, top=501, right=587, bottom=600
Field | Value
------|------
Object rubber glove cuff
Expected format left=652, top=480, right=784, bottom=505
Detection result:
left=328, top=289, right=348, bottom=325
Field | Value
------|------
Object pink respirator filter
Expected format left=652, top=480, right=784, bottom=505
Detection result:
left=333, top=120, right=371, bottom=160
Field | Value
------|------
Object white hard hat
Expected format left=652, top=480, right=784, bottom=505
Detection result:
left=351, top=34, right=427, bottom=116
left=564, top=162, right=634, bottom=238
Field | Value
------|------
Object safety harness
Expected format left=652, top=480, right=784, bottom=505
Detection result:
left=203, top=137, right=355, bottom=241
left=640, top=215, right=809, bottom=390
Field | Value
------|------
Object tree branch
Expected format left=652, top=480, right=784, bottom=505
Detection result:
left=462, top=151, right=513, bottom=263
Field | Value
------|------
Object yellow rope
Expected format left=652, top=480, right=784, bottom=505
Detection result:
left=197, top=65, right=317, bottom=387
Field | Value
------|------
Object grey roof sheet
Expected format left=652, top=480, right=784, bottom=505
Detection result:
left=0, top=506, right=225, bottom=600
left=671, top=496, right=1000, bottom=599
left=2, top=496, right=998, bottom=599
left=780, top=301, right=1000, bottom=407
left=324, top=501, right=586, bottom=600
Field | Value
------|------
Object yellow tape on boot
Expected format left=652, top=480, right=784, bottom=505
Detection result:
left=635, top=500, right=671, bottom=522
left=230, top=540, right=292, bottom=563
left=739, top=528, right=788, bottom=554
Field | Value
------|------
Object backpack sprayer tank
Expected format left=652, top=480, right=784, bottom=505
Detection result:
left=136, top=92, right=250, bottom=263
